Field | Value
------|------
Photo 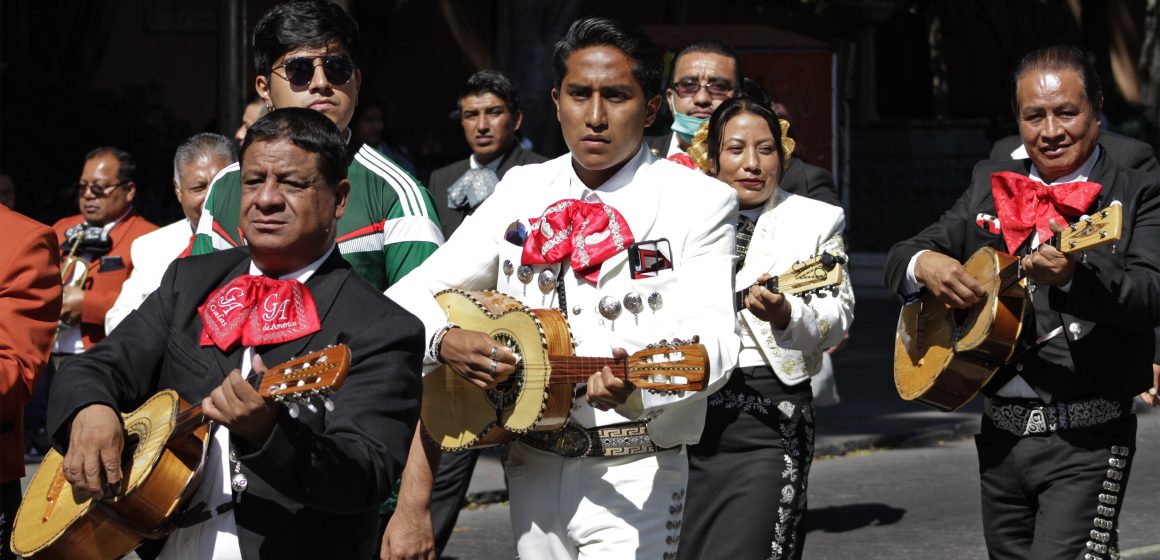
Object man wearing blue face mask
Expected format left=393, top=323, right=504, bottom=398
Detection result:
left=647, top=40, right=742, bottom=157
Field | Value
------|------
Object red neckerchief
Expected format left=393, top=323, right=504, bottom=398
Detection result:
left=521, top=199, right=635, bottom=283
left=990, top=171, right=1102, bottom=254
left=667, top=153, right=698, bottom=170
left=199, top=275, right=321, bottom=352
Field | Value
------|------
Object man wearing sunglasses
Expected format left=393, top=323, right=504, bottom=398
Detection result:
left=193, top=0, right=443, bottom=293
left=647, top=39, right=743, bottom=158
left=24, top=147, right=159, bottom=459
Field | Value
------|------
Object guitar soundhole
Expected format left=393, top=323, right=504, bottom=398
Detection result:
left=484, top=333, right=523, bottom=411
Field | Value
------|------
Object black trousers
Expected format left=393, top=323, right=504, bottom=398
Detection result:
left=681, top=367, right=814, bottom=560
left=1, top=479, right=21, bottom=560
left=976, top=413, right=1136, bottom=560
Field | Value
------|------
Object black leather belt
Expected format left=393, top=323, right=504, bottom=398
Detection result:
left=986, top=397, right=1133, bottom=437
left=520, top=422, right=671, bottom=458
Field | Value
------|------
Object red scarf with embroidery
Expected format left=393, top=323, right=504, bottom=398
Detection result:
left=990, top=171, right=1102, bottom=254
left=521, top=199, right=635, bottom=283
left=199, top=275, right=321, bottom=352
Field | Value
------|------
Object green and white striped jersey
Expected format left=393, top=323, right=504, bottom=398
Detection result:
left=192, top=144, right=444, bottom=291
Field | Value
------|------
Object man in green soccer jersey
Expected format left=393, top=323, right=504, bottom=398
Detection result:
left=193, top=0, right=442, bottom=291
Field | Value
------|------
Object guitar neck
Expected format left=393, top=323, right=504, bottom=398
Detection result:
left=173, top=374, right=266, bottom=434
left=546, top=355, right=627, bottom=383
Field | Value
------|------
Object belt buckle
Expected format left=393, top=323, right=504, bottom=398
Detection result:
left=552, top=424, right=592, bottom=458
left=1024, top=408, right=1048, bottom=435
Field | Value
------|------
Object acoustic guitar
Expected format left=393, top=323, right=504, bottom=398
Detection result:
left=421, top=290, right=708, bottom=452
left=733, top=251, right=847, bottom=311
left=893, top=206, right=1122, bottom=411
left=11, top=345, right=351, bottom=560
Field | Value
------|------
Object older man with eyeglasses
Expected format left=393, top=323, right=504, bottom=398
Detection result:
left=22, top=146, right=158, bottom=460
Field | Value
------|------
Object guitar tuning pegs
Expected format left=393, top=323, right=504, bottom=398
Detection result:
left=287, top=401, right=300, bottom=419
left=830, top=286, right=840, bottom=297
left=323, top=396, right=335, bottom=412
left=820, top=252, right=835, bottom=267
left=304, top=400, right=318, bottom=414
left=1081, top=253, right=1088, bottom=264
left=1110, top=244, right=1117, bottom=254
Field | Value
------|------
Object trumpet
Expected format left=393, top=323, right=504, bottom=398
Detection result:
left=60, top=231, right=91, bottom=289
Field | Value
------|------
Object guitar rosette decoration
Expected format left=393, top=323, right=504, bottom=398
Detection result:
left=199, top=275, right=321, bottom=351
left=521, top=199, right=635, bottom=283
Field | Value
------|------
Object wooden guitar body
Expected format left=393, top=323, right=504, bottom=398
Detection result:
left=11, top=390, right=210, bottom=560
left=893, top=247, right=1027, bottom=411
left=11, top=346, right=350, bottom=560
left=422, top=290, right=575, bottom=451
left=422, top=290, right=709, bottom=452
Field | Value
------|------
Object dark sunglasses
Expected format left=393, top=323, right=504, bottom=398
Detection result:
left=74, top=181, right=129, bottom=197
left=673, top=79, right=733, bottom=100
left=272, top=55, right=355, bottom=88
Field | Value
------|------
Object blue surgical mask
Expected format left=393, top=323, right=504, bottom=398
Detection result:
left=670, top=111, right=708, bottom=144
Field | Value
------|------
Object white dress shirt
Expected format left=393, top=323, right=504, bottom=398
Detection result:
left=106, top=219, right=194, bottom=333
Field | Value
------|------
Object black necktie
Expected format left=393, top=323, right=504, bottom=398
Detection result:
left=735, top=214, right=756, bottom=270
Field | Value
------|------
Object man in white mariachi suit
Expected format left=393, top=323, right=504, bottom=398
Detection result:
left=384, top=16, right=739, bottom=560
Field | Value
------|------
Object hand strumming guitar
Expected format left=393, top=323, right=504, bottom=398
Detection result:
left=914, top=251, right=987, bottom=309
left=438, top=328, right=518, bottom=389
left=63, top=404, right=124, bottom=500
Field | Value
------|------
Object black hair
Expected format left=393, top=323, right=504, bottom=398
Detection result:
left=553, top=16, right=663, bottom=99
left=84, top=146, right=137, bottom=184
left=740, top=77, right=773, bottom=108
left=253, top=0, right=361, bottom=76
left=1011, top=46, right=1103, bottom=116
left=241, top=108, right=350, bottom=187
left=706, top=97, right=785, bottom=179
left=671, top=39, right=744, bottom=87
left=459, top=70, right=522, bottom=114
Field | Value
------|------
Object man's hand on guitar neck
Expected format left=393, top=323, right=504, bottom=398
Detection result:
left=914, top=251, right=987, bottom=309
left=587, top=348, right=634, bottom=411
left=64, top=404, right=124, bottom=500
left=439, top=328, right=518, bottom=389
left=1019, top=218, right=1076, bottom=287
left=202, top=354, right=279, bottom=447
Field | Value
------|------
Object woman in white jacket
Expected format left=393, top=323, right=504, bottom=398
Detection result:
left=679, top=97, right=854, bottom=560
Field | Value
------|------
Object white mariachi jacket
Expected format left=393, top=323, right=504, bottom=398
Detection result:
left=388, top=144, right=740, bottom=448
left=737, top=189, right=854, bottom=385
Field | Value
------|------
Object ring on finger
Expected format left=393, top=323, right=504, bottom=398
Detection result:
left=490, top=345, right=498, bottom=360
left=489, top=359, right=497, bottom=376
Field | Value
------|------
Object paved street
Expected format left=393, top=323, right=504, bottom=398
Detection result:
left=441, top=410, right=1159, bottom=560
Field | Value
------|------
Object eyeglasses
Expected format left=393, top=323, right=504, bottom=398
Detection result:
left=74, top=182, right=128, bottom=197
left=272, top=55, right=355, bottom=88
left=673, top=79, right=734, bottom=100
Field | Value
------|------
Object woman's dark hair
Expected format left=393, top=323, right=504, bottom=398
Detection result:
left=253, top=0, right=361, bottom=76
left=241, top=108, right=350, bottom=187
left=459, top=70, right=522, bottom=114
left=706, top=97, right=785, bottom=179
left=553, top=17, right=663, bottom=99
left=1010, top=46, right=1102, bottom=116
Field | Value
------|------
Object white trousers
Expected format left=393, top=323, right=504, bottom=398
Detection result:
left=507, top=442, right=688, bottom=560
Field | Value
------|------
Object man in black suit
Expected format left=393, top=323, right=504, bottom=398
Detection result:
left=48, top=108, right=423, bottom=559
left=885, top=47, right=1159, bottom=559
left=428, top=70, right=546, bottom=238
left=992, top=127, right=1160, bottom=410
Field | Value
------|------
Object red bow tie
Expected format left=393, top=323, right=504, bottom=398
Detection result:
left=521, top=199, right=635, bottom=283
left=199, top=274, right=321, bottom=352
left=990, top=171, right=1102, bottom=254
